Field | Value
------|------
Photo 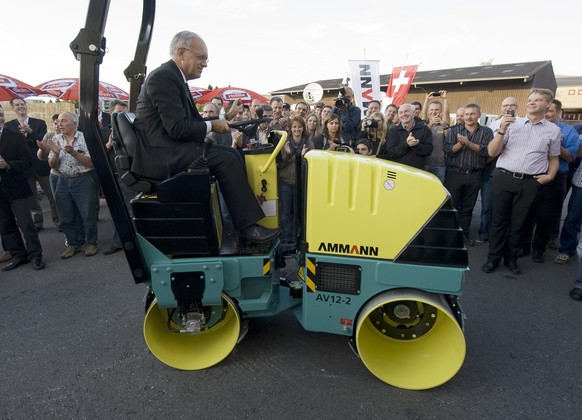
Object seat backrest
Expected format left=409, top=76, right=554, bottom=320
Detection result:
left=111, top=112, right=156, bottom=193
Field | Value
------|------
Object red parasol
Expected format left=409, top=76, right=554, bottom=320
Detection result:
left=197, top=86, right=269, bottom=105
left=0, top=74, right=50, bottom=101
left=36, top=78, right=129, bottom=101
left=189, top=85, right=210, bottom=101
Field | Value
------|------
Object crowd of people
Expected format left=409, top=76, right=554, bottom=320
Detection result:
left=0, top=99, right=130, bottom=272
left=1, top=30, right=581, bottom=302
left=229, top=87, right=581, bottom=301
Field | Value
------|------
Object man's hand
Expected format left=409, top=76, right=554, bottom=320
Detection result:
left=36, top=140, right=50, bottom=152
left=18, top=123, right=32, bottom=135
left=428, top=115, right=442, bottom=128
left=211, top=119, right=230, bottom=134
left=534, top=174, right=554, bottom=185
left=499, top=114, right=516, bottom=132
left=47, top=140, right=62, bottom=154
left=0, top=155, right=6, bottom=169
left=456, top=134, right=469, bottom=146
left=64, top=145, right=76, bottom=155
left=406, top=133, right=419, bottom=147
left=226, top=100, right=243, bottom=121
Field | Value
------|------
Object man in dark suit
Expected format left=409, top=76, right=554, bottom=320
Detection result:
left=132, top=30, right=278, bottom=244
left=0, top=105, right=45, bottom=271
left=6, top=98, right=59, bottom=231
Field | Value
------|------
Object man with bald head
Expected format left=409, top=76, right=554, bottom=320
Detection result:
left=48, top=112, right=99, bottom=259
left=377, top=103, right=433, bottom=169
left=131, top=30, right=278, bottom=244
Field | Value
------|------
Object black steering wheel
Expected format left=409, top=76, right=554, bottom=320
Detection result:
left=228, top=117, right=273, bottom=138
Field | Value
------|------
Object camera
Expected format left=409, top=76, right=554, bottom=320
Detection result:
left=506, top=109, right=515, bottom=117
left=430, top=92, right=441, bottom=97
left=364, top=119, right=378, bottom=128
left=335, top=97, right=350, bottom=108
left=335, top=146, right=349, bottom=152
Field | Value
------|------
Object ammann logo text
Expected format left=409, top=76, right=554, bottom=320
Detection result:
left=318, top=242, right=379, bottom=256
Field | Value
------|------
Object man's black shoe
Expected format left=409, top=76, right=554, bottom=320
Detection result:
left=532, top=251, right=545, bottom=263
left=240, top=224, right=280, bottom=244
left=32, top=257, right=45, bottom=270
left=2, top=258, right=28, bottom=272
left=481, top=261, right=498, bottom=274
left=569, top=287, right=582, bottom=301
left=504, top=260, right=522, bottom=275
left=103, top=246, right=123, bottom=255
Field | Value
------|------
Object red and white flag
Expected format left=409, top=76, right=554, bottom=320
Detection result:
left=385, top=65, right=419, bottom=106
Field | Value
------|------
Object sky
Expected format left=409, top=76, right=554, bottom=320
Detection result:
left=3, top=0, right=582, bottom=97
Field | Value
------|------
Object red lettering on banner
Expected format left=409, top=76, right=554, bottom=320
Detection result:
left=361, top=88, right=373, bottom=101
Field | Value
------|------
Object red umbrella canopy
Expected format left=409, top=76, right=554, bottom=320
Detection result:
left=0, top=74, right=50, bottom=101
left=36, top=78, right=129, bottom=101
left=197, top=86, right=269, bottom=105
left=189, top=85, right=210, bottom=101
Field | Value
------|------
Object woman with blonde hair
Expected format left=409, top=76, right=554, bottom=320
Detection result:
left=304, top=112, right=321, bottom=143
left=358, top=111, right=387, bottom=155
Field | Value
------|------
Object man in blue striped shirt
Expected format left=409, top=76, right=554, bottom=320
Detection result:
left=482, top=88, right=561, bottom=275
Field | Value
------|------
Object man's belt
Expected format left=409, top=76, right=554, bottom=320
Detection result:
left=60, top=171, right=93, bottom=178
left=449, top=166, right=481, bottom=174
left=497, top=168, right=541, bottom=180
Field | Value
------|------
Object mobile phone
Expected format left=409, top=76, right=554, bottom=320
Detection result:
left=431, top=92, right=441, bottom=97
left=507, top=109, right=515, bottom=117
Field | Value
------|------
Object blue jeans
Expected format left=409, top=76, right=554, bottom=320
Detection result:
left=424, top=165, right=446, bottom=184
left=55, top=172, right=99, bottom=247
left=51, top=173, right=85, bottom=245
left=559, top=185, right=582, bottom=257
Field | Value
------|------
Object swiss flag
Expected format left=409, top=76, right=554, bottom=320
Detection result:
left=385, top=65, right=419, bottom=106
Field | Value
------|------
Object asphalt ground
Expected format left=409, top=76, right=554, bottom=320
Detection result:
left=1, top=196, right=581, bottom=419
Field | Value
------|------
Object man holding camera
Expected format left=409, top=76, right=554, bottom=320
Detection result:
left=333, top=86, right=362, bottom=145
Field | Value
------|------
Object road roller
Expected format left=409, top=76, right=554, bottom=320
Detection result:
left=73, top=0, right=469, bottom=390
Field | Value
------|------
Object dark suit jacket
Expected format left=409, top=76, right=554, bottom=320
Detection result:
left=101, top=111, right=112, bottom=129
left=0, top=127, right=33, bottom=200
left=132, top=60, right=208, bottom=180
left=378, top=121, right=433, bottom=170
left=5, top=117, right=49, bottom=177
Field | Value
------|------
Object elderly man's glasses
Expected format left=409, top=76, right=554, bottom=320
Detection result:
left=183, top=48, right=209, bottom=64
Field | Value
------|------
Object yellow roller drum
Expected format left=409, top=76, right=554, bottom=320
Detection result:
left=355, top=289, right=466, bottom=390
left=143, top=294, right=241, bottom=370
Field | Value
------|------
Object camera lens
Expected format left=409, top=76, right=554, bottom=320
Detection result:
left=335, top=98, right=346, bottom=108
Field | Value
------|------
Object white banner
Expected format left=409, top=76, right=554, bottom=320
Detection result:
left=348, top=60, right=381, bottom=116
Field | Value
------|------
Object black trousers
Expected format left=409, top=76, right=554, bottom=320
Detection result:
left=206, top=145, right=264, bottom=230
left=444, top=168, right=482, bottom=236
left=0, top=193, right=42, bottom=261
left=487, top=170, right=540, bottom=263
left=522, top=172, right=566, bottom=254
